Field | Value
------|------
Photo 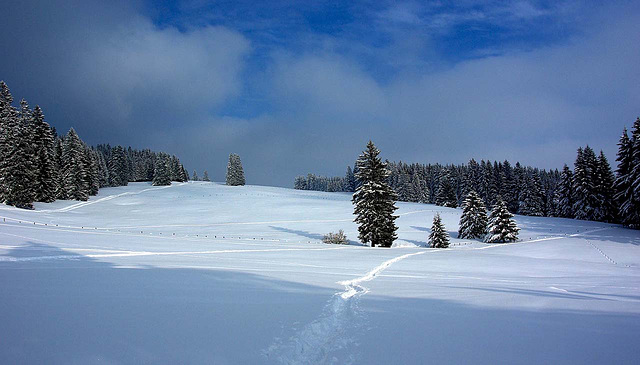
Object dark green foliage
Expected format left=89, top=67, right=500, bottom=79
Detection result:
left=435, top=169, right=457, bottom=208
left=429, top=213, right=450, bottom=248
left=485, top=198, right=519, bottom=243
left=152, top=154, right=171, bottom=186
left=62, top=128, right=89, bottom=201
left=226, top=153, right=246, bottom=186
left=352, top=141, right=398, bottom=248
left=458, top=190, right=488, bottom=239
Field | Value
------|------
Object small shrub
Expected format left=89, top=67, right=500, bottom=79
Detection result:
left=322, top=230, right=348, bottom=244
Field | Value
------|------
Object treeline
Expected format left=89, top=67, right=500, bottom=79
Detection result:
left=0, top=81, right=188, bottom=209
left=295, top=117, right=640, bottom=228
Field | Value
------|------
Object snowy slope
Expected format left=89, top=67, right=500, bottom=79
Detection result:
left=0, top=182, right=638, bottom=364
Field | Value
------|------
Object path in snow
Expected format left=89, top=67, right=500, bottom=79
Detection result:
left=265, top=251, right=426, bottom=364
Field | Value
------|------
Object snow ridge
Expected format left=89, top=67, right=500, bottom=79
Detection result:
left=266, top=251, right=425, bottom=364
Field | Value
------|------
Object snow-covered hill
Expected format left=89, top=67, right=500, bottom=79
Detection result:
left=1, top=182, right=638, bottom=364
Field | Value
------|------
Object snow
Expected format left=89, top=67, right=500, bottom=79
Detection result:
left=1, top=181, right=639, bottom=364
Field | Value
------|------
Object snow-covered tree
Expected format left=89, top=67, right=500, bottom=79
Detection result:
left=624, top=118, right=640, bottom=228
left=485, top=198, right=519, bottom=243
left=192, top=170, right=199, bottom=181
left=572, top=146, right=598, bottom=221
left=429, top=213, right=450, bottom=248
left=614, top=127, right=633, bottom=225
left=108, top=146, right=128, bottom=187
left=352, top=141, right=398, bottom=248
left=594, top=151, right=616, bottom=222
left=557, top=165, right=574, bottom=218
left=226, top=153, right=246, bottom=186
left=458, top=190, right=488, bottom=239
left=1, top=98, right=36, bottom=208
left=152, top=154, right=171, bottom=186
left=435, top=169, right=457, bottom=208
left=518, top=172, right=544, bottom=216
left=61, top=128, right=89, bottom=201
left=31, top=106, right=57, bottom=202
left=202, top=170, right=210, bottom=181
left=345, top=165, right=356, bottom=192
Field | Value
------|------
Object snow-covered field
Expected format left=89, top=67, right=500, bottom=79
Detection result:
left=1, top=182, right=639, bottom=364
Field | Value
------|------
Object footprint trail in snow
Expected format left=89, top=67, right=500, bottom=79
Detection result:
left=266, top=251, right=425, bottom=364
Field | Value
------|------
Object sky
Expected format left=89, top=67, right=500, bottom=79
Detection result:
left=1, top=0, right=639, bottom=187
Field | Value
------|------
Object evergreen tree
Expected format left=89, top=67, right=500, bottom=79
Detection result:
left=345, top=165, right=356, bottom=192
left=226, top=153, right=246, bottom=186
left=557, top=165, right=574, bottom=218
left=485, top=198, right=519, bottom=243
left=518, top=172, right=544, bottom=216
left=202, top=170, right=210, bottom=182
left=0, top=81, right=16, bottom=203
left=61, top=128, right=88, bottom=201
left=572, top=146, right=598, bottom=220
left=594, top=151, right=616, bottom=222
left=435, top=169, right=457, bottom=208
left=32, top=106, right=57, bottom=202
left=352, top=141, right=398, bottom=247
left=429, top=213, right=450, bottom=248
left=108, top=146, right=128, bottom=187
left=458, top=190, right=488, bottom=239
left=192, top=170, right=199, bottom=181
left=614, top=127, right=633, bottom=225
left=152, top=154, right=171, bottom=186
left=2, top=98, right=36, bottom=208
left=626, top=118, right=640, bottom=228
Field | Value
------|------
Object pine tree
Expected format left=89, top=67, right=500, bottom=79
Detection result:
left=31, top=106, right=57, bottom=202
left=435, top=169, right=457, bottom=208
left=152, top=154, right=171, bottom=186
left=226, top=153, right=246, bottom=186
left=594, top=151, right=616, bottom=222
left=192, top=170, right=199, bottom=181
left=0, top=81, right=16, bottom=203
left=557, top=165, right=574, bottom=218
left=345, top=165, right=356, bottom=192
left=352, top=141, right=398, bottom=247
left=108, top=146, right=128, bottom=187
left=429, top=213, right=450, bottom=248
left=485, top=198, right=519, bottom=243
left=458, top=190, right=488, bottom=239
left=2, top=97, right=36, bottom=208
left=626, top=118, right=640, bottom=228
left=518, top=172, right=544, bottom=216
left=202, top=170, right=210, bottom=181
left=61, top=128, right=89, bottom=201
left=614, top=127, right=633, bottom=225
left=573, top=146, right=598, bottom=220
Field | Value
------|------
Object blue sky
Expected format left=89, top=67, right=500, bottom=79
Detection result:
left=1, top=0, right=639, bottom=186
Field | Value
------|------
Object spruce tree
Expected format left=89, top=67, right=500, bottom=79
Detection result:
left=626, top=118, right=640, bottom=228
left=202, top=170, right=210, bottom=181
left=352, top=141, right=398, bottom=247
left=435, top=169, right=457, bottom=208
left=61, top=128, right=89, bottom=201
left=152, top=154, right=171, bottom=186
left=573, top=146, right=598, bottom=220
left=108, top=146, right=128, bottom=187
left=429, top=213, right=450, bottom=248
left=192, top=170, right=199, bottom=181
left=594, top=151, right=616, bottom=222
left=557, top=164, right=574, bottom=218
left=458, top=190, right=488, bottom=239
left=614, top=127, right=633, bottom=225
left=485, top=198, right=519, bottom=243
left=0, top=81, right=16, bottom=202
left=2, top=99, right=36, bottom=208
left=32, top=106, right=57, bottom=202
left=226, top=153, right=246, bottom=186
